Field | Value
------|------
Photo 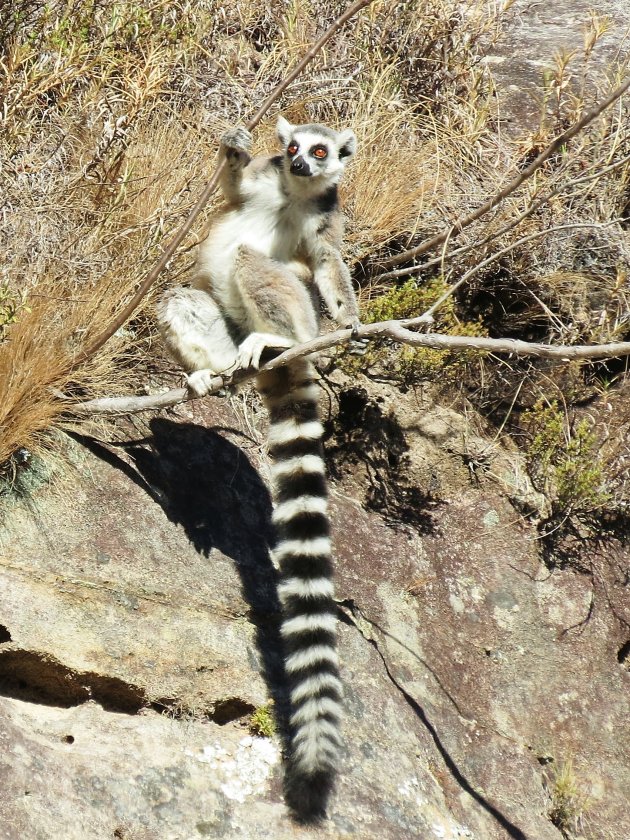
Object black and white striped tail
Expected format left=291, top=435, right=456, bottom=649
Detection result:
left=257, top=359, right=342, bottom=822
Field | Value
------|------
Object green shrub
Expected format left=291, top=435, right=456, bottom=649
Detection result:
left=523, top=400, right=609, bottom=518
left=341, top=278, right=487, bottom=386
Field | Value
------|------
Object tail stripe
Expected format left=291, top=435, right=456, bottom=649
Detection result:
left=290, top=672, right=342, bottom=703
left=271, top=453, right=326, bottom=478
left=285, top=644, right=339, bottom=673
left=269, top=438, right=326, bottom=461
left=282, top=591, right=335, bottom=615
left=274, top=471, right=327, bottom=504
left=267, top=419, right=324, bottom=447
left=273, top=495, right=328, bottom=523
left=274, top=536, right=331, bottom=560
left=276, top=512, right=330, bottom=542
left=283, top=632, right=336, bottom=657
left=275, top=550, right=333, bottom=584
left=281, top=612, right=337, bottom=637
left=292, top=719, right=341, bottom=748
left=266, top=384, right=320, bottom=406
left=291, top=697, right=341, bottom=725
left=278, top=576, right=335, bottom=599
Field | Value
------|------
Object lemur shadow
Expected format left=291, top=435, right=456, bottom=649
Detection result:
left=71, top=419, right=292, bottom=752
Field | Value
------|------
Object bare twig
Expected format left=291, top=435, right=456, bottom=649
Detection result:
left=69, top=317, right=630, bottom=416
left=372, top=147, right=630, bottom=284
left=377, top=75, right=630, bottom=273
left=412, top=218, right=627, bottom=324
left=72, top=0, right=376, bottom=370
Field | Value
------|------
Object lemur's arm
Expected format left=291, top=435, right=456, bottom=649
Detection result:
left=218, top=127, right=252, bottom=205
left=306, top=213, right=360, bottom=332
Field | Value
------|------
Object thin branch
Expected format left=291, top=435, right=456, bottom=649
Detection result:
left=71, top=0, right=376, bottom=370
left=68, top=317, right=630, bottom=416
left=413, top=218, right=627, bottom=325
left=377, top=75, right=630, bottom=272
left=372, top=147, right=630, bottom=284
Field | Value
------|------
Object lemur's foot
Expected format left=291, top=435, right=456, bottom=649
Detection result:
left=237, top=333, right=294, bottom=370
left=186, top=369, right=218, bottom=397
left=221, top=127, right=252, bottom=162
left=347, top=319, right=369, bottom=355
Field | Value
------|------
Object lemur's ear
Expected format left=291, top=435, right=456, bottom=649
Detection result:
left=276, top=116, right=295, bottom=146
left=338, top=129, right=357, bottom=160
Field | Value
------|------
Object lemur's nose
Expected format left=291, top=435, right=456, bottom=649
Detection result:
left=290, top=155, right=311, bottom=176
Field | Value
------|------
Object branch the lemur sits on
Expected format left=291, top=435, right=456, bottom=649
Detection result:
left=156, top=116, right=360, bottom=821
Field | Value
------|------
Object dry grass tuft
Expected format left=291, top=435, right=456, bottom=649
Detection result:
left=546, top=758, right=591, bottom=838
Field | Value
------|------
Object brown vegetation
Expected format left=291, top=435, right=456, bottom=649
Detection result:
left=2, top=0, right=630, bottom=541
left=0, top=0, right=503, bottom=466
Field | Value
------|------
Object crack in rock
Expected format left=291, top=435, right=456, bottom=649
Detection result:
left=339, top=599, right=529, bottom=840
left=0, top=646, right=254, bottom=724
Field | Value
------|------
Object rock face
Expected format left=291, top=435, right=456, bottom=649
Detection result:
left=487, top=0, right=630, bottom=131
left=0, top=383, right=628, bottom=839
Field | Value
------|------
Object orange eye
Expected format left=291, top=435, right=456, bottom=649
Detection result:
left=312, top=146, right=328, bottom=159
left=287, top=144, right=298, bottom=156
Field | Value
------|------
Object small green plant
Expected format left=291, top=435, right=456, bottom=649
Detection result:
left=363, top=278, right=440, bottom=323
left=0, top=285, right=30, bottom=338
left=547, top=758, right=591, bottom=837
left=248, top=703, right=276, bottom=738
left=340, top=278, right=486, bottom=386
left=523, top=400, right=609, bottom=519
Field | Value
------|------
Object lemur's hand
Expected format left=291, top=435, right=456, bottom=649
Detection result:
left=347, top=319, right=368, bottom=356
left=221, top=126, right=252, bottom=163
left=237, top=332, right=295, bottom=370
left=186, top=369, right=218, bottom=397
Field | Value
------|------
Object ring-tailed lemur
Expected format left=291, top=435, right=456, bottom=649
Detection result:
left=156, top=116, right=360, bottom=820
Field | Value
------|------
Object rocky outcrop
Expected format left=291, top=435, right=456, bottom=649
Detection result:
left=487, top=0, right=630, bottom=131
left=0, top=383, right=628, bottom=839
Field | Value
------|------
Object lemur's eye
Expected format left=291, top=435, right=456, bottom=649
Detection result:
left=312, top=146, right=328, bottom=159
left=287, top=143, right=298, bottom=156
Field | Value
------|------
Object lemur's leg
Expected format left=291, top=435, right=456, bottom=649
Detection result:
left=312, top=248, right=359, bottom=331
left=232, top=246, right=319, bottom=369
left=156, top=287, right=239, bottom=396
left=297, top=210, right=359, bottom=333
left=218, top=127, right=252, bottom=204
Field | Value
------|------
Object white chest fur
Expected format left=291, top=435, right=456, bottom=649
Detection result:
left=200, top=193, right=316, bottom=279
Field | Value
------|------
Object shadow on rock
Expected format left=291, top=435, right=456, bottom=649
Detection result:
left=72, top=419, right=291, bottom=742
left=325, top=387, right=441, bottom=534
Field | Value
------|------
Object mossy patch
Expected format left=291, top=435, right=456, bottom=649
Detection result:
left=248, top=703, right=276, bottom=738
left=340, top=279, right=487, bottom=386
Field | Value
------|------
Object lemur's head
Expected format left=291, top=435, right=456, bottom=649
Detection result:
left=276, top=116, right=356, bottom=188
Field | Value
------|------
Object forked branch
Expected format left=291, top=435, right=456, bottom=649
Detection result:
left=69, top=321, right=630, bottom=416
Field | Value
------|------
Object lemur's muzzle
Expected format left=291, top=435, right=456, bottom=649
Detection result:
left=290, top=155, right=311, bottom=177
